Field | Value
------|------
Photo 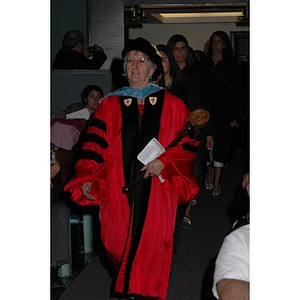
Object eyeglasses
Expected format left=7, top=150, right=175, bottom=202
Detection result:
left=126, top=57, right=149, bottom=64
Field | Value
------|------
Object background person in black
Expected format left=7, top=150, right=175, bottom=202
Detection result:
left=156, top=43, right=198, bottom=240
left=167, top=34, right=207, bottom=111
left=155, top=44, right=210, bottom=233
left=52, top=30, right=107, bottom=69
left=166, top=34, right=210, bottom=185
left=156, top=44, right=196, bottom=110
left=200, top=30, right=243, bottom=197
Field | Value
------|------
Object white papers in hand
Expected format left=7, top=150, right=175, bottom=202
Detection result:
left=138, top=138, right=165, bottom=183
left=138, top=138, right=165, bottom=165
left=66, top=108, right=90, bottom=120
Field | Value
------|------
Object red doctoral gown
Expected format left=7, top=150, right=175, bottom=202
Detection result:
left=64, top=84, right=199, bottom=299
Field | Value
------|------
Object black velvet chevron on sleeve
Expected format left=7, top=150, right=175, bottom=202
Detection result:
left=89, top=117, right=107, bottom=132
left=181, top=142, right=199, bottom=154
left=83, top=132, right=108, bottom=149
left=80, top=149, right=104, bottom=163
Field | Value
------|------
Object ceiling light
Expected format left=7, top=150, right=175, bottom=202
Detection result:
left=152, top=11, right=244, bottom=23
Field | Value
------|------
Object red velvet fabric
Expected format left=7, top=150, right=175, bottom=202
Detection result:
left=64, top=90, right=199, bottom=299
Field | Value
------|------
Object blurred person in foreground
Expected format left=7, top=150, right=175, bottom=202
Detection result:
left=212, top=172, right=250, bottom=300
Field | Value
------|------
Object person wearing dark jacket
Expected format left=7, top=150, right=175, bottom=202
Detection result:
left=201, top=31, right=243, bottom=197
left=52, top=30, right=107, bottom=70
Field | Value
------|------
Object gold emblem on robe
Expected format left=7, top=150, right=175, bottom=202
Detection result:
left=149, top=97, right=157, bottom=105
left=124, top=98, right=132, bottom=106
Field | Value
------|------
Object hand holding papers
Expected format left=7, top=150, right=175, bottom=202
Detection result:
left=122, top=108, right=211, bottom=194
left=137, top=138, right=165, bottom=165
left=138, top=138, right=165, bottom=183
left=122, top=138, right=166, bottom=194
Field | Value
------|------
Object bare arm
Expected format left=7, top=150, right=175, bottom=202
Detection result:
left=51, top=162, right=60, bottom=179
left=217, top=278, right=249, bottom=300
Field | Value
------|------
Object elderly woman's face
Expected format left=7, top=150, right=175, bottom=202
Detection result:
left=125, top=51, right=156, bottom=89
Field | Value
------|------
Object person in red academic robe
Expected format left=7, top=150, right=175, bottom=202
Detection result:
left=64, top=37, right=199, bottom=300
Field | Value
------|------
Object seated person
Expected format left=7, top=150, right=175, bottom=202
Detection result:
left=52, top=30, right=107, bottom=70
left=212, top=173, right=250, bottom=300
left=51, top=202, right=70, bottom=286
left=51, top=161, right=70, bottom=286
left=51, top=85, right=103, bottom=151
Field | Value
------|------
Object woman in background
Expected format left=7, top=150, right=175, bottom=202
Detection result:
left=167, top=34, right=207, bottom=110
left=156, top=44, right=196, bottom=109
left=201, top=31, right=242, bottom=197
left=156, top=44, right=210, bottom=234
left=51, top=85, right=103, bottom=151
